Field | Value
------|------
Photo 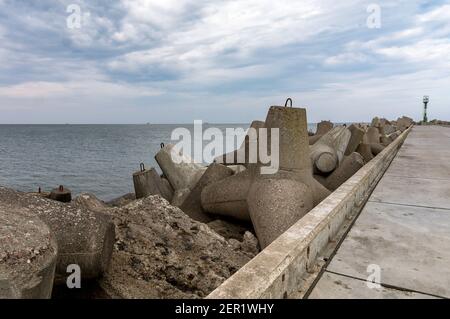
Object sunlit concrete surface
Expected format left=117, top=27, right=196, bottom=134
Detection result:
left=309, top=126, right=450, bottom=299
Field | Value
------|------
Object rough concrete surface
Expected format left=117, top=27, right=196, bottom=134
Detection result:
left=97, top=195, right=258, bottom=298
left=0, top=207, right=57, bottom=298
left=0, top=187, right=115, bottom=281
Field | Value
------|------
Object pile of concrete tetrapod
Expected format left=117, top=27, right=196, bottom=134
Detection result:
left=142, top=103, right=413, bottom=250
left=0, top=102, right=413, bottom=299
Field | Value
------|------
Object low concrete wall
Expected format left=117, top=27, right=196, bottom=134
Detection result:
left=207, top=127, right=412, bottom=299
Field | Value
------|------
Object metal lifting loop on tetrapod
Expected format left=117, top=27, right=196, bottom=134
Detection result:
left=285, top=98, right=293, bottom=108
left=140, top=163, right=145, bottom=172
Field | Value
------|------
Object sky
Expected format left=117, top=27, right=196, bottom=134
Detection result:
left=0, top=0, right=449, bottom=124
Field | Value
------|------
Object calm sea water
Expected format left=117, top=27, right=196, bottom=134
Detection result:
left=0, top=123, right=318, bottom=200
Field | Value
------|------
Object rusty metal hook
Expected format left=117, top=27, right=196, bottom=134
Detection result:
left=160, top=142, right=165, bottom=149
left=59, top=185, right=64, bottom=192
left=285, top=98, right=293, bottom=108
left=140, top=163, right=145, bottom=172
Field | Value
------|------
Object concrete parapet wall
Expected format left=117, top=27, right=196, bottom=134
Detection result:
left=207, top=126, right=412, bottom=299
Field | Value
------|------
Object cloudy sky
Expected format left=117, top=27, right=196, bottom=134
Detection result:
left=0, top=0, right=449, bottom=124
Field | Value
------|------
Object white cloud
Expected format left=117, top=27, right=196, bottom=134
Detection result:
left=0, top=81, right=163, bottom=99
left=418, top=4, right=450, bottom=22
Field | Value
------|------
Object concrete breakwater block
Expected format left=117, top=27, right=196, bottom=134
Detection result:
left=155, top=144, right=206, bottom=191
left=0, top=187, right=115, bottom=281
left=324, top=152, right=364, bottom=191
left=310, top=126, right=350, bottom=174
left=180, top=163, right=234, bottom=223
left=371, top=116, right=381, bottom=127
left=384, top=124, right=396, bottom=135
left=380, top=135, right=392, bottom=146
left=310, top=142, right=337, bottom=174
left=308, top=120, right=334, bottom=145
left=366, top=127, right=381, bottom=144
left=214, top=120, right=265, bottom=166
left=133, top=164, right=173, bottom=201
left=345, top=124, right=365, bottom=156
left=370, top=143, right=385, bottom=156
left=49, top=185, right=72, bottom=203
left=203, top=103, right=330, bottom=248
left=201, top=168, right=255, bottom=221
left=356, top=143, right=374, bottom=163
left=316, top=120, right=334, bottom=135
left=0, top=207, right=57, bottom=299
left=247, top=178, right=313, bottom=248
left=396, top=116, right=413, bottom=131
left=333, top=126, right=351, bottom=164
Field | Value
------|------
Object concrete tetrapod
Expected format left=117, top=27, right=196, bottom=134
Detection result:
left=333, top=126, right=351, bottom=164
left=180, top=163, right=234, bottom=222
left=310, top=126, right=350, bottom=174
left=345, top=124, right=365, bottom=156
left=316, top=120, right=334, bottom=135
left=370, top=143, right=385, bottom=155
left=308, top=120, right=334, bottom=145
left=0, top=187, right=115, bottom=282
left=324, top=152, right=364, bottom=191
left=201, top=168, right=255, bottom=221
left=155, top=144, right=206, bottom=192
left=202, top=104, right=331, bottom=247
left=247, top=179, right=313, bottom=248
left=396, top=116, right=413, bottom=132
left=0, top=207, right=57, bottom=298
left=356, top=143, right=374, bottom=163
left=366, top=127, right=381, bottom=144
left=214, top=120, right=265, bottom=166
left=133, top=165, right=173, bottom=201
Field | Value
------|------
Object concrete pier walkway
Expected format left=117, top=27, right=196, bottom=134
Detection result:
left=309, top=126, right=450, bottom=299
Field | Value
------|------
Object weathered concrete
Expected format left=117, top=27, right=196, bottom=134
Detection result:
left=133, top=165, right=173, bottom=201
left=310, top=126, right=350, bottom=174
left=247, top=179, right=313, bottom=248
left=215, top=120, right=265, bottom=166
left=369, top=143, right=385, bottom=155
left=0, top=207, right=57, bottom=299
left=155, top=144, right=206, bottom=191
left=49, top=185, right=72, bottom=203
left=396, top=116, right=413, bottom=132
left=309, top=121, right=334, bottom=146
left=310, top=126, right=450, bottom=299
left=171, top=188, right=191, bottom=207
left=0, top=188, right=115, bottom=281
left=366, top=127, right=380, bottom=144
left=207, top=126, right=410, bottom=299
left=325, top=152, right=364, bottom=191
left=316, top=121, right=334, bottom=135
left=201, top=168, right=254, bottom=221
left=356, top=143, right=374, bottom=163
left=98, top=195, right=259, bottom=298
left=180, top=163, right=234, bottom=222
left=202, top=105, right=331, bottom=226
left=345, top=124, right=364, bottom=156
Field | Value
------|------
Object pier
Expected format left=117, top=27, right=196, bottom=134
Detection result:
left=309, top=126, right=450, bottom=298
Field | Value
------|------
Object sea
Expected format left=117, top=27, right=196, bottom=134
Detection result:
left=0, top=123, right=318, bottom=201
